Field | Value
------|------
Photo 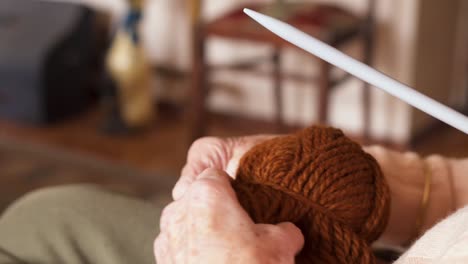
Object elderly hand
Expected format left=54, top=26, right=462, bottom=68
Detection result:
left=172, top=135, right=276, bottom=200
left=154, top=168, right=304, bottom=264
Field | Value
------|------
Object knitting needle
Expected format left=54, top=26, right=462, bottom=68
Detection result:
left=244, top=8, right=468, bottom=134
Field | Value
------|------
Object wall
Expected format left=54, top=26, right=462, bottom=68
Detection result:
left=411, top=0, right=465, bottom=136
left=450, top=0, right=468, bottom=110
left=50, top=0, right=421, bottom=144
left=196, top=0, right=418, bottom=144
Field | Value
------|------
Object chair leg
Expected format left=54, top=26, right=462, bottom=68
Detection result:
left=272, top=47, right=283, bottom=132
left=362, top=8, right=375, bottom=143
left=318, top=60, right=331, bottom=125
left=190, top=26, right=207, bottom=143
left=362, top=83, right=371, bottom=143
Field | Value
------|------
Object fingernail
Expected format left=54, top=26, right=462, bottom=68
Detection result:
left=226, top=159, right=239, bottom=178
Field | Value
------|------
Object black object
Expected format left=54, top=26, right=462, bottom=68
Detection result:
left=373, top=247, right=403, bottom=263
left=0, top=0, right=106, bottom=124
left=100, top=73, right=133, bottom=135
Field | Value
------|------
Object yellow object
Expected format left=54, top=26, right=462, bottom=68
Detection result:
left=189, top=0, right=202, bottom=25
left=415, top=161, right=432, bottom=238
left=106, top=30, right=154, bottom=129
left=403, top=160, right=432, bottom=247
left=129, top=0, right=144, bottom=9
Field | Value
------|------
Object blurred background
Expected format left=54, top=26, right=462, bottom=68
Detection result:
left=0, top=0, right=467, bottom=212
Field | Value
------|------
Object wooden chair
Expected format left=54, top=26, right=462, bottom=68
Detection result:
left=189, top=0, right=376, bottom=142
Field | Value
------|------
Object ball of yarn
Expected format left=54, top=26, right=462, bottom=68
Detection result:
left=232, top=126, right=390, bottom=264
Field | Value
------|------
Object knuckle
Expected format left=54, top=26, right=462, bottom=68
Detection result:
left=160, top=204, right=173, bottom=222
left=160, top=204, right=172, bottom=219
left=160, top=201, right=183, bottom=231
left=188, top=179, right=233, bottom=206
left=256, top=223, right=293, bottom=241
left=190, top=137, right=223, bottom=152
left=190, top=179, right=222, bottom=198
left=153, top=234, right=164, bottom=251
left=153, top=234, right=162, bottom=248
left=201, top=167, right=222, bottom=175
left=153, top=234, right=168, bottom=259
left=273, top=223, right=297, bottom=238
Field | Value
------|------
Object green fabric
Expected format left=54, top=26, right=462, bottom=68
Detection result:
left=0, top=185, right=163, bottom=264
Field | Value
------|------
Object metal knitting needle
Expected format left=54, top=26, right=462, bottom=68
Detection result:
left=244, top=8, right=468, bottom=134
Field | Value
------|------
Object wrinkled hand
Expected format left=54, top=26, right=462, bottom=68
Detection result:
left=172, top=135, right=276, bottom=200
left=155, top=168, right=304, bottom=264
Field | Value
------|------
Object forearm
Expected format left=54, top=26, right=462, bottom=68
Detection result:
left=448, top=158, right=468, bottom=209
left=364, top=146, right=457, bottom=246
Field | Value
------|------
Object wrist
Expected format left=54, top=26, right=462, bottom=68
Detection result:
left=447, top=158, right=468, bottom=209
left=421, top=155, right=455, bottom=233
left=365, top=147, right=453, bottom=246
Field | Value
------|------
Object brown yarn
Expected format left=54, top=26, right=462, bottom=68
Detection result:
left=232, top=126, right=390, bottom=264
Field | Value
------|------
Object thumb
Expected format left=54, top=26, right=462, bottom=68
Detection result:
left=186, top=168, right=238, bottom=206
left=274, top=222, right=305, bottom=256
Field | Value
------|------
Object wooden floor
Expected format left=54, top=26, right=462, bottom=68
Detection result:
left=0, top=105, right=467, bottom=174
left=0, top=104, right=466, bottom=211
left=0, top=105, right=298, bottom=176
left=0, top=138, right=174, bottom=212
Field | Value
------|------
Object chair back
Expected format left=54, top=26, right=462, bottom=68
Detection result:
left=190, top=0, right=377, bottom=25
left=189, top=0, right=202, bottom=26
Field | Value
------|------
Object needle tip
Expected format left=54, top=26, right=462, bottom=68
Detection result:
left=243, top=8, right=254, bottom=16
